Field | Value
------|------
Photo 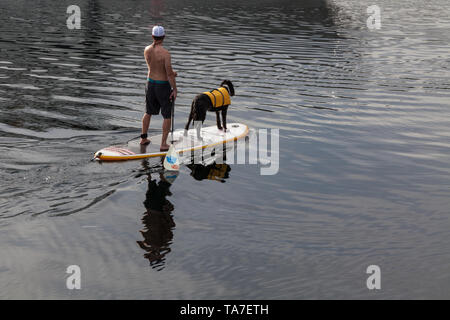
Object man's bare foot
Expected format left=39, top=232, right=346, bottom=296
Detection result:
left=160, top=144, right=170, bottom=152
left=140, top=138, right=150, bottom=145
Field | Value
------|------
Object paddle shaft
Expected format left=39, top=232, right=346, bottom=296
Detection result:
left=170, top=96, right=175, bottom=143
left=170, top=89, right=175, bottom=144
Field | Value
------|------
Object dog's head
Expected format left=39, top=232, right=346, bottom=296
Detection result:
left=220, top=80, right=235, bottom=97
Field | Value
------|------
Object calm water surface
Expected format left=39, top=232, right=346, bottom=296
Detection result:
left=1, top=0, right=450, bottom=299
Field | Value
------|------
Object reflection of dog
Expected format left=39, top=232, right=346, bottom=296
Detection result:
left=185, top=80, right=235, bottom=138
left=187, top=163, right=231, bottom=183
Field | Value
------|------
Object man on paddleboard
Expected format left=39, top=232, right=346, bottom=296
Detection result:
left=141, top=25, right=178, bottom=151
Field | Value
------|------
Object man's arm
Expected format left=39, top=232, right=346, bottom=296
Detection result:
left=144, top=46, right=151, bottom=71
left=165, top=51, right=177, bottom=101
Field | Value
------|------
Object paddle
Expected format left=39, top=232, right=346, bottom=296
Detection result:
left=163, top=98, right=180, bottom=171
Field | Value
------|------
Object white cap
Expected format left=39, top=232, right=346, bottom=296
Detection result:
left=152, top=25, right=165, bottom=37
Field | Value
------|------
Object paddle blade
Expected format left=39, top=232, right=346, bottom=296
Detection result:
left=163, top=145, right=180, bottom=171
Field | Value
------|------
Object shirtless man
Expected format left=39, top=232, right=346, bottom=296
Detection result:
left=141, top=25, right=177, bottom=151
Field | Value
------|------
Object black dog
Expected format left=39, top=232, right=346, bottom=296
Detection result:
left=184, top=80, right=235, bottom=139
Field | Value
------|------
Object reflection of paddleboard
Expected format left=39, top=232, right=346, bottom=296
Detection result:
left=94, top=123, right=249, bottom=161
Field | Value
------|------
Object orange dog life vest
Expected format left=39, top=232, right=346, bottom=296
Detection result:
left=203, top=87, right=231, bottom=108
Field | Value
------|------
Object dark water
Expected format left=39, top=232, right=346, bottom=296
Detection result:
left=1, top=0, right=450, bottom=299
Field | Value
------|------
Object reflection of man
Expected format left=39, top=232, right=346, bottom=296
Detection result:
left=137, top=172, right=176, bottom=270
left=141, top=25, right=178, bottom=151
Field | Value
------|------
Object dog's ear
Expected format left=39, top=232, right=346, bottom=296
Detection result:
left=220, top=80, right=235, bottom=96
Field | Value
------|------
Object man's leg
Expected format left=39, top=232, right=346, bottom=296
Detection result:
left=160, top=118, right=171, bottom=151
left=141, top=113, right=151, bottom=145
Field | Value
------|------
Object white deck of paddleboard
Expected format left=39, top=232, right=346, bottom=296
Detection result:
left=94, top=123, right=248, bottom=160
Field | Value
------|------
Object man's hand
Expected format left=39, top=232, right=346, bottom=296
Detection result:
left=170, top=88, right=177, bottom=102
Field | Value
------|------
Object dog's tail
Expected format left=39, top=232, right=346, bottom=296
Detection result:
left=220, top=80, right=235, bottom=96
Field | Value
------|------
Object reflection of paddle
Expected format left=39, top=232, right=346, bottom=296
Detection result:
left=163, top=98, right=180, bottom=171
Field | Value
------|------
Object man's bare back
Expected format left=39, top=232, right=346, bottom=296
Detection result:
left=145, top=44, right=169, bottom=81
left=144, top=44, right=177, bottom=86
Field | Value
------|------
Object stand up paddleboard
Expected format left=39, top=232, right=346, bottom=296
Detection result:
left=94, top=123, right=249, bottom=161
